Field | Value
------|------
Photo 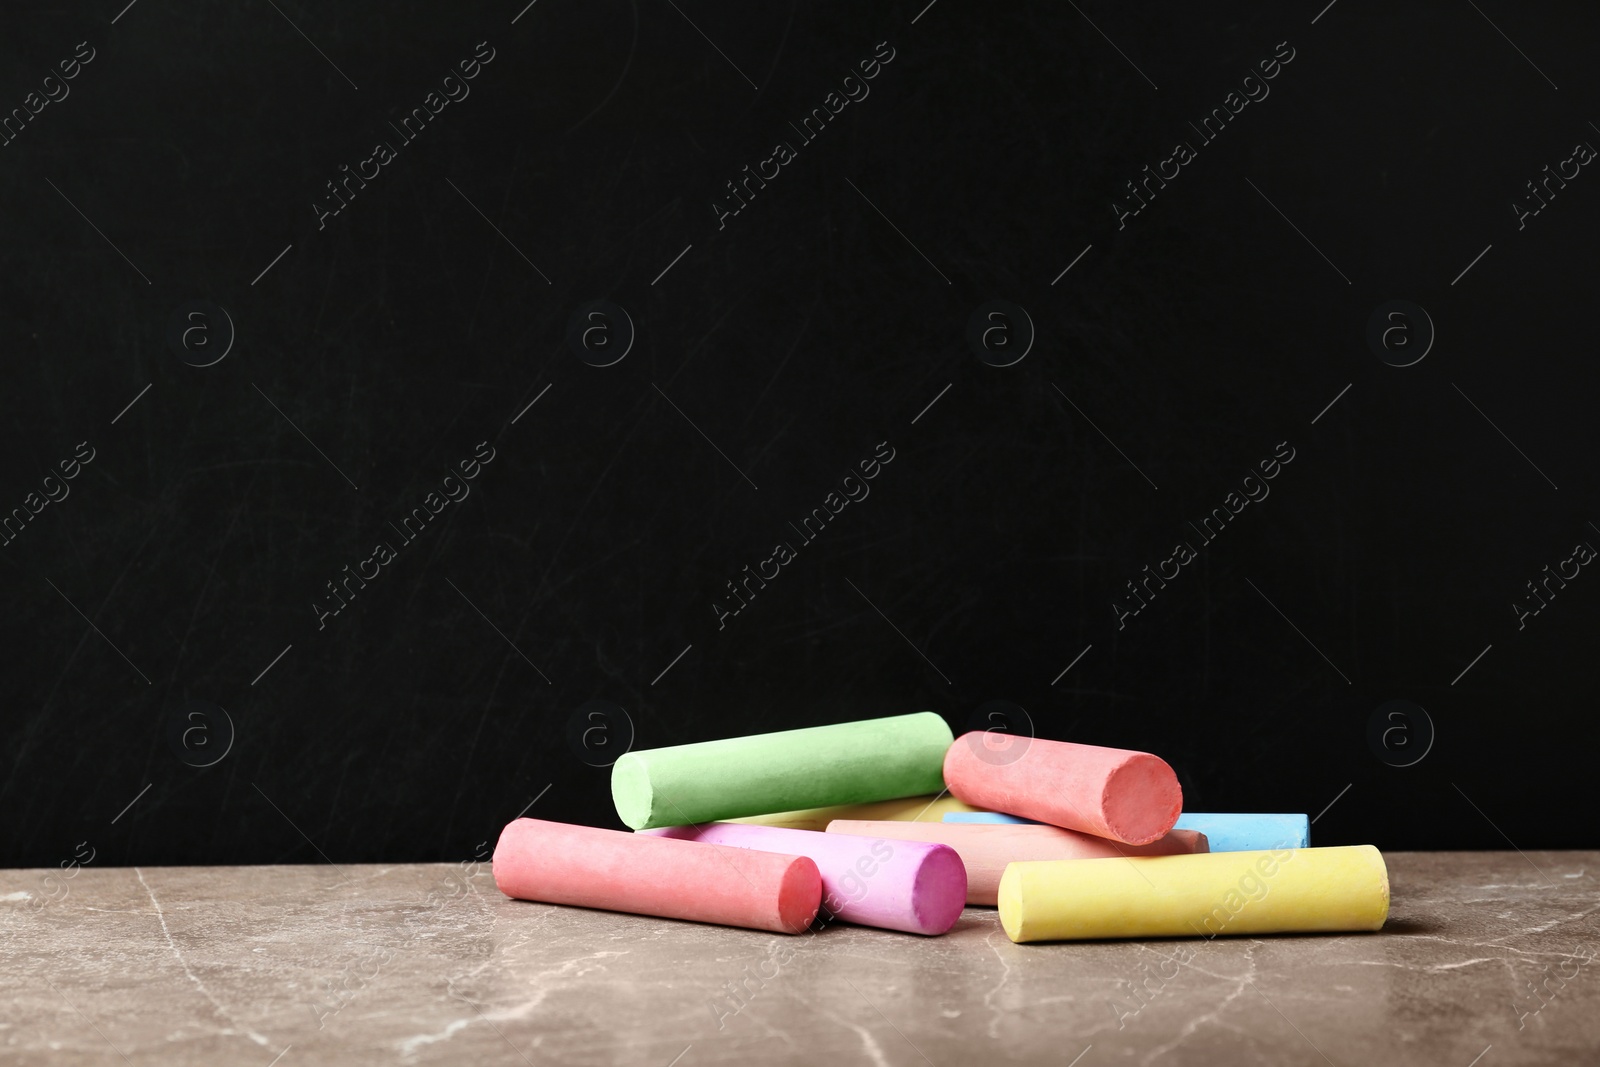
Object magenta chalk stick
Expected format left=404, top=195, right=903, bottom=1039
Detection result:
left=942, top=734, right=1182, bottom=845
left=828, top=819, right=1207, bottom=905
left=493, top=818, right=821, bottom=934
left=644, top=822, right=967, bottom=935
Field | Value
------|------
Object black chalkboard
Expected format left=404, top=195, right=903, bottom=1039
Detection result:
left=4, top=0, right=1597, bottom=868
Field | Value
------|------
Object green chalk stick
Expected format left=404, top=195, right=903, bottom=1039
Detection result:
left=611, top=712, right=953, bottom=830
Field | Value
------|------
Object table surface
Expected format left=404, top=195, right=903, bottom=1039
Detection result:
left=4, top=852, right=1597, bottom=1066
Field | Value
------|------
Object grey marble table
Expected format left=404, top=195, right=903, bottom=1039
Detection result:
left=3, top=852, right=1596, bottom=1066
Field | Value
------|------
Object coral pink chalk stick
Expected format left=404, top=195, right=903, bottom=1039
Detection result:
left=827, top=819, right=1207, bottom=906
left=942, top=733, right=1183, bottom=845
left=493, top=818, right=820, bottom=934
left=644, top=822, right=967, bottom=935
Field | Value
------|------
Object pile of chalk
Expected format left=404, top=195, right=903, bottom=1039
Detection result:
left=491, top=712, right=1389, bottom=942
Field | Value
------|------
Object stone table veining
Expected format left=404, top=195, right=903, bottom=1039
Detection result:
left=2, top=852, right=1596, bottom=1066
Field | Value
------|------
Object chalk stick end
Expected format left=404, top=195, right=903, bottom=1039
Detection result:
left=1360, top=843, right=1391, bottom=930
left=610, top=754, right=654, bottom=830
left=777, top=856, right=824, bottom=934
left=997, top=862, right=1026, bottom=943
left=1101, top=753, right=1183, bottom=845
left=909, top=843, right=968, bottom=935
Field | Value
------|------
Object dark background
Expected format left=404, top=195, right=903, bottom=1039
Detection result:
left=3, top=0, right=1597, bottom=868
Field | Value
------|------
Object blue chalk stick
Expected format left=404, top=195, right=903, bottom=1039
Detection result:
left=942, top=811, right=1312, bottom=852
left=943, top=812, right=1038, bottom=825
left=1171, top=813, right=1310, bottom=852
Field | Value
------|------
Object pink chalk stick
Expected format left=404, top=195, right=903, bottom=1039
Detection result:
left=827, top=820, right=1208, bottom=905
left=644, top=822, right=967, bottom=935
left=493, top=818, right=820, bottom=934
left=943, top=734, right=1183, bottom=845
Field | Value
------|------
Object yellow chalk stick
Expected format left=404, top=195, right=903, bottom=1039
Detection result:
left=998, top=845, right=1389, bottom=943
left=726, top=794, right=982, bottom=832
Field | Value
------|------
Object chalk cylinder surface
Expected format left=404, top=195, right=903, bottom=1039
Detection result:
left=1174, top=813, right=1310, bottom=852
left=643, top=823, right=966, bottom=934
left=828, top=819, right=1206, bottom=905
left=944, top=811, right=1312, bottom=852
left=493, top=818, right=821, bottom=934
left=729, top=794, right=981, bottom=832
left=998, top=845, right=1389, bottom=943
left=942, top=733, right=1181, bottom=845
left=612, top=712, right=953, bottom=830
